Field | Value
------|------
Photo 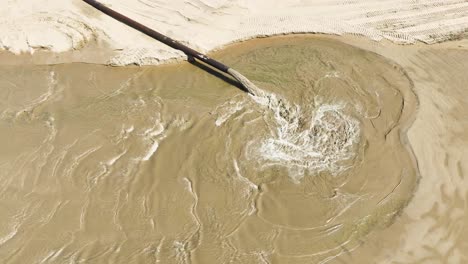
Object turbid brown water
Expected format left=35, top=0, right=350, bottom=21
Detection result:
left=0, top=36, right=430, bottom=263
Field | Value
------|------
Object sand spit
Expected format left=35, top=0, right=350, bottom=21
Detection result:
left=1, top=0, right=468, bottom=65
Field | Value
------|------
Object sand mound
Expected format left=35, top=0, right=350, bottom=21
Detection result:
left=1, top=0, right=467, bottom=64
left=0, top=2, right=98, bottom=53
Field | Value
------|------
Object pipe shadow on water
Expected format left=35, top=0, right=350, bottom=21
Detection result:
left=188, top=56, right=249, bottom=93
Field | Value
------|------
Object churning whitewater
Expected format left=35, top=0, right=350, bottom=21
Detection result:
left=215, top=85, right=361, bottom=183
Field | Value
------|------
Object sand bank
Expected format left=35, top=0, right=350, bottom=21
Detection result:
left=1, top=0, right=468, bottom=65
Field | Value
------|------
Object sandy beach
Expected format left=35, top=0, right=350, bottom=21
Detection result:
left=0, top=1, right=468, bottom=263
left=2, top=0, right=468, bottom=65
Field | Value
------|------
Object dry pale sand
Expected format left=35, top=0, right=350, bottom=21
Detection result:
left=1, top=0, right=468, bottom=65
left=0, top=1, right=468, bottom=263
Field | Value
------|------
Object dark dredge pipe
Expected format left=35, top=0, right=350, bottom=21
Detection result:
left=82, top=0, right=254, bottom=94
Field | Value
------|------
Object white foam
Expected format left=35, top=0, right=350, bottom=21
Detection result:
left=15, top=71, right=59, bottom=118
left=214, top=96, right=248, bottom=126
left=248, top=90, right=360, bottom=182
left=142, top=140, right=160, bottom=162
left=106, top=150, right=127, bottom=166
left=0, top=226, right=18, bottom=246
left=233, top=159, right=258, bottom=192
left=139, top=121, right=166, bottom=161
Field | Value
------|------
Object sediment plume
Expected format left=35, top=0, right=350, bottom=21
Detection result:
left=1, top=35, right=466, bottom=263
left=227, top=68, right=263, bottom=96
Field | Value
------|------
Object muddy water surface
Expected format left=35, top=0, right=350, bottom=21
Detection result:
left=0, top=37, right=418, bottom=263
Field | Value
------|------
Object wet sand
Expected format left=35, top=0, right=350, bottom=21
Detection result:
left=0, top=36, right=467, bottom=263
